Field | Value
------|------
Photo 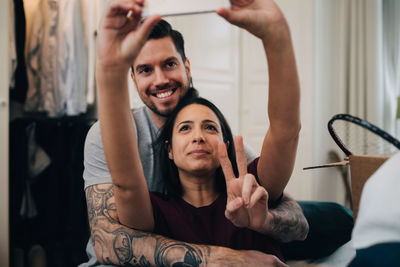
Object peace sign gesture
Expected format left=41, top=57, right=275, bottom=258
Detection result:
left=218, top=136, right=270, bottom=233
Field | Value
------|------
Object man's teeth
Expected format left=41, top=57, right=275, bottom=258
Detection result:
left=156, top=90, right=173, bottom=99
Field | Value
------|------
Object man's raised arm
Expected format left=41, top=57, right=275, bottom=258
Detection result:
left=217, top=0, right=301, bottom=201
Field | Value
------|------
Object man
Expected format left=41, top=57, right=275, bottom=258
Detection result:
left=81, top=0, right=307, bottom=265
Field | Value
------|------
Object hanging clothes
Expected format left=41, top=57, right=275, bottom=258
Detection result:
left=81, top=0, right=103, bottom=106
left=9, top=0, right=17, bottom=90
left=25, top=0, right=88, bottom=117
left=10, top=117, right=96, bottom=267
left=10, top=0, right=29, bottom=104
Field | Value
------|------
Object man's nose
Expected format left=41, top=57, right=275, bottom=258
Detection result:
left=154, top=68, right=169, bottom=88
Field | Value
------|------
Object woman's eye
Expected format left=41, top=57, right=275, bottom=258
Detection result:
left=179, top=125, right=189, bottom=132
left=205, top=125, right=217, bottom=131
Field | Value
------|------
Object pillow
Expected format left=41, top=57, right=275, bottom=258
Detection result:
left=282, top=201, right=354, bottom=260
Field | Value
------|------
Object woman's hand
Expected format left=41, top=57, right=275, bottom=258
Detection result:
left=96, top=0, right=161, bottom=71
left=218, top=136, right=269, bottom=232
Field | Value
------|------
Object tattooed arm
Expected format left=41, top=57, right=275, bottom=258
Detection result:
left=86, top=184, right=287, bottom=267
left=264, top=194, right=309, bottom=243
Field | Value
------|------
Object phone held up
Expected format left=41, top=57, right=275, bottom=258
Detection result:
left=142, top=0, right=230, bottom=17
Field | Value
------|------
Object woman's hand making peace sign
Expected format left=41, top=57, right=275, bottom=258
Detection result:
left=218, top=136, right=271, bottom=233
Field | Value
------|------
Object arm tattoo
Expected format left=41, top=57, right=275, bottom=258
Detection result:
left=85, top=184, right=211, bottom=266
left=155, top=239, right=205, bottom=267
left=267, top=195, right=309, bottom=243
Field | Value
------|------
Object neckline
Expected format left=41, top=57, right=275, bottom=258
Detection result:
left=178, top=193, right=225, bottom=210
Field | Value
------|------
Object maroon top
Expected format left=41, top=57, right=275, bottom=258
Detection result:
left=149, top=158, right=284, bottom=261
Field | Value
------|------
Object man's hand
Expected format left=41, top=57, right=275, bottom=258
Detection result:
left=97, top=0, right=161, bottom=71
left=216, top=0, right=286, bottom=40
left=218, top=136, right=270, bottom=232
left=210, top=248, right=288, bottom=267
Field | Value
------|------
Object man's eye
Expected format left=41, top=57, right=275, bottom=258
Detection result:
left=139, top=67, right=151, bottom=74
left=165, top=61, right=177, bottom=68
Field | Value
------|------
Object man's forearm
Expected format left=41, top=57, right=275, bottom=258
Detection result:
left=90, top=219, right=210, bottom=266
left=86, top=184, right=212, bottom=266
left=265, top=194, right=309, bottom=243
left=86, top=184, right=288, bottom=266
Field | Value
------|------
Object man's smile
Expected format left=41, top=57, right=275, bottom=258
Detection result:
left=153, top=88, right=176, bottom=99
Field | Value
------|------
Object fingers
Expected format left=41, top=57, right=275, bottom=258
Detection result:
left=218, top=142, right=235, bottom=182
left=242, top=174, right=268, bottom=208
left=277, top=260, right=289, bottom=267
left=241, top=173, right=254, bottom=206
left=234, top=136, right=247, bottom=178
left=133, top=14, right=162, bottom=41
left=107, top=0, right=138, bottom=17
left=216, top=8, right=248, bottom=29
left=225, top=197, right=244, bottom=226
left=105, top=0, right=145, bottom=29
left=248, top=186, right=268, bottom=209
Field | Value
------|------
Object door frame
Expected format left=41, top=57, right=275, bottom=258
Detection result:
left=0, top=0, right=10, bottom=265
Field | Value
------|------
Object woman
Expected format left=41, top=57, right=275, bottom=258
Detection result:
left=149, top=91, right=287, bottom=260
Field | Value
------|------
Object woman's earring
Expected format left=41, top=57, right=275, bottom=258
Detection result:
left=225, top=140, right=230, bottom=150
left=166, top=141, right=173, bottom=160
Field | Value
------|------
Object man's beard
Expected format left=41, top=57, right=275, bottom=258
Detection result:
left=148, top=103, right=175, bottom=117
left=147, top=80, right=191, bottom=117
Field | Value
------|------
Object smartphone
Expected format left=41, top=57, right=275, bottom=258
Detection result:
left=142, top=0, right=230, bottom=17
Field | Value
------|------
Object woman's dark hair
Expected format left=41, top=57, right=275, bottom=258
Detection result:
left=156, top=88, right=238, bottom=197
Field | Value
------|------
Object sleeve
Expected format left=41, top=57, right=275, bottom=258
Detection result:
left=149, top=193, right=169, bottom=236
left=247, top=157, right=282, bottom=208
left=243, top=141, right=258, bottom=164
left=83, top=121, right=112, bottom=188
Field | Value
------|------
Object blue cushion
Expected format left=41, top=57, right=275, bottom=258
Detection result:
left=282, top=201, right=354, bottom=260
left=348, top=242, right=400, bottom=266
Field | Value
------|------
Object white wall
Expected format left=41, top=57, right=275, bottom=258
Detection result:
left=0, top=0, right=10, bottom=265
left=239, top=0, right=348, bottom=203
left=143, top=1, right=340, bottom=202
left=312, top=0, right=351, bottom=204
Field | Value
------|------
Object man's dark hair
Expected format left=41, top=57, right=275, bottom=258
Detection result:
left=147, top=20, right=186, bottom=62
left=156, top=88, right=237, bottom=197
left=131, top=20, right=186, bottom=74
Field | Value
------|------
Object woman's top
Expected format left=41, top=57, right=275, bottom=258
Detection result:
left=149, top=158, right=284, bottom=261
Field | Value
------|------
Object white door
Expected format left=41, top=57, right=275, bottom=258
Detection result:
left=167, top=14, right=241, bottom=133
left=0, top=0, right=10, bottom=265
left=240, top=0, right=315, bottom=200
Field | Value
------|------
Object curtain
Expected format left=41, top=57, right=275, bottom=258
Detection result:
left=313, top=0, right=385, bottom=203
left=345, top=0, right=383, bottom=126
left=382, top=0, right=400, bottom=139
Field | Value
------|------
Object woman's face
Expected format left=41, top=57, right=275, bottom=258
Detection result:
left=169, top=104, right=224, bottom=177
